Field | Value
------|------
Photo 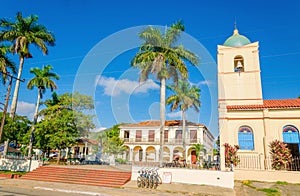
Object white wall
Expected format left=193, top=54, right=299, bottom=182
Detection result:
left=0, top=158, right=40, bottom=172
left=131, top=166, right=234, bottom=189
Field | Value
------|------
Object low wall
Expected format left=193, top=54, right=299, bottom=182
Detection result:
left=132, top=166, right=234, bottom=189
left=235, top=169, right=300, bottom=183
left=0, top=158, right=40, bottom=172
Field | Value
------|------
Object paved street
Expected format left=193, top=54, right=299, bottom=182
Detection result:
left=0, top=178, right=210, bottom=196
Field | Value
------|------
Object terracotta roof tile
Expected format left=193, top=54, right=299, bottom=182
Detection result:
left=121, top=120, right=204, bottom=127
left=227, top=98, right=300, bottom=110
left=76, top=138, right=99, bottom=145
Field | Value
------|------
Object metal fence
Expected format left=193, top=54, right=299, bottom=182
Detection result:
left=236, top=154, right=300, bottom=171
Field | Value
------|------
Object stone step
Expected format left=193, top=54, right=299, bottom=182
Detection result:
left=31, top=168, right=130, bottom=176
left=21, top=166, right=131, bottom=188
left=27, top=170, right=130, bottom=178
left=21, top=174, right=130, bottom=182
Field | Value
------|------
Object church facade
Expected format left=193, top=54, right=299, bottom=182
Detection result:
left=218, top=28, right=300, bottom=170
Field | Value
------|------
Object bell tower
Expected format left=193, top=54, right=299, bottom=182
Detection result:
left=218, top=27, right=264, bottom=171
left=217, top=28, right=263, bottom=108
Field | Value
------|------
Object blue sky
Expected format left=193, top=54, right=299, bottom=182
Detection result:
left=1, top=0, right=300, bottom=137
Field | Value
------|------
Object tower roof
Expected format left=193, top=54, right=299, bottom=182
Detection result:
left=223, top=28, right=251, bottom=47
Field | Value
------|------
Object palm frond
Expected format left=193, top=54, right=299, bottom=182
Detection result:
left=174, top=45, right=199, bottom=66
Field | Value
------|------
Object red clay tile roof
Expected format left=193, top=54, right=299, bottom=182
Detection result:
left=121, top=120, right=204, bottom=127
left=76, top=138, right=99, bottom=145
left=227, top=98, right=300, bottom=110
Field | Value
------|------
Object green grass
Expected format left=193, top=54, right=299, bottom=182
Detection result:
left=241, top=180, right=281, bottom=195
left=242, top=180, right=256, bottom=189
left=276, top=181, right=288, bottom=185
left=257, top=188, right=280, bottom=196
left=0, top=170, right=27, bottom=175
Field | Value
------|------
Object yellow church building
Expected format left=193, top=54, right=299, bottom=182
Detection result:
left=218, top=27, right=300, bottom=171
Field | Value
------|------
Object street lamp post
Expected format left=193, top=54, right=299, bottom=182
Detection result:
left=0, top=75, right=13, bottom=141
left=0, top=71, right=24, bottom=158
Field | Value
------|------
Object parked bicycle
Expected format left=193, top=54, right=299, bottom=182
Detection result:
left=137, top=167, right=162, bottom=189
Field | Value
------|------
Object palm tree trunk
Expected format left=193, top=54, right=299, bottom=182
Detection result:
left=28, top=88, right=41, bottom=158
left=159, top=77, right=166, bottom=167
left=56, top=150, right=61, bottom=165
left=182, top=110, right=186, bottom=163
left=9, top=56, right=24, bottom=118
left=33, top=88, right=41, bottom=124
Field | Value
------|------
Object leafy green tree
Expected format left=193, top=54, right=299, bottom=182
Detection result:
left=98, top=124, right=126, bottom=157
left=27, top=65, right=59, bottom=157
left=0, top=113, right=30, bottom=145
left=71, top=92, right=95, bottom=137
left=34, top=92, right=95, bottom=163
left=166, top=80, right=200, bottom=161
left=0, top=12, right=55, bottom=118
left=43, top=92, right=95, bottom=137
left=0, top=45, right=15, bottom=83
left=131, top=21, right=199, bottom=166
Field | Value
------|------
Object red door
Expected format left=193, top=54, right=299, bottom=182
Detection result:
left=191, top=150, right=197, bottom=164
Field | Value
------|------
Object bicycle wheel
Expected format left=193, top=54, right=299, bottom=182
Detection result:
left=152, top=177, right=159, bottom=189
left=149, top=178, right=154, bottom=189
left=145, top=177, right=150, bottom=188
left=157, top=176, right=162, bottom=184
left=137, top=176, right=143, bottom=188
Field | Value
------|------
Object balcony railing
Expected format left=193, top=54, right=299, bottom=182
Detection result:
left=122, top=137, right=201, bottom=145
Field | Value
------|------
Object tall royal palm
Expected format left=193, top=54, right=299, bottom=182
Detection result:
left=166, top=80, right=201, bottom=161
left=131, top=21, right=199, bottom=166
left=27, top=65, right=59, bottom=157
left=0, top=45, right=16, bottom=82
left=0, top=12, right=55, bottom=118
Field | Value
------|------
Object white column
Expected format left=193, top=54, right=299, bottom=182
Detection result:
left=170, top=147, right=174, bottom=162
left=129, top=147, right=133, bottom=162
left=156, top=147, right=160, bottom=162
left=142, top=147, right=146, bottom=162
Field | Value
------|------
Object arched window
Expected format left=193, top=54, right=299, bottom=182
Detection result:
left=234, top=55, right=244, bottom=72
left=283, top=125, right=300, bottom=144
left=238, top=126, right=254, bottom=150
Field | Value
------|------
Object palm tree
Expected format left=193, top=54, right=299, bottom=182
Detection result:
left=166, top=79, right=201, bottom=161
left=27, top=65, right=59, bottom=157
left=192, top=143, right=205, bottom=161
left=0, top=12, right=55, bottom=118
left=131, top=21, right=199, bottom=166
left=0, top=45, right=16, bottom=83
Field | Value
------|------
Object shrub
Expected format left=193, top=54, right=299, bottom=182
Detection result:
left=115, top=158, right=127, bottom=164
left=269, top=140, right=292, bottom=170
left=223, top=143, right=240, bottom=167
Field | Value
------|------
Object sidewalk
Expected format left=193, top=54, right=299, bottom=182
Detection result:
left=124, top=180, right=234, bottom=195
left=0, top=177, right=234, bottom=196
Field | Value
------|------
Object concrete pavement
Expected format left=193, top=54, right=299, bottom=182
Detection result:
left=0, top=177, right=234, bottom=196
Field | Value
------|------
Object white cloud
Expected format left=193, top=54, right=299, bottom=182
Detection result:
left=90, top=127, right=107, bottom=132
left=196, top=80, right=213, bottom=86
left=97, top=76, right=159, bottom=96
left=167, top=111, right=182, bottom=118
left=16, top=101, right=35, bottom=118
